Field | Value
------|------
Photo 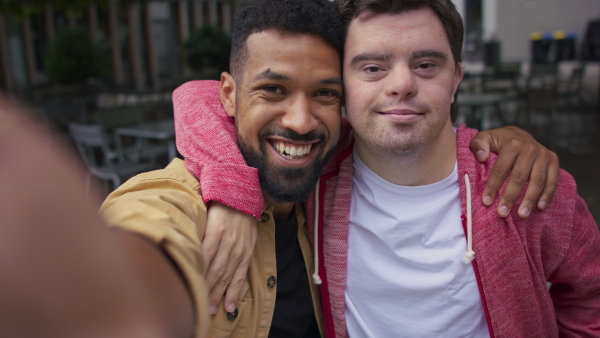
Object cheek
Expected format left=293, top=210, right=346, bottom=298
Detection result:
left=344, top=82, right=369, bottom=113
left=426, top=79, right=457, bottom=108
left=236, top=110, right=267, bottom=143
left=317, top=106, right=342, bottom=136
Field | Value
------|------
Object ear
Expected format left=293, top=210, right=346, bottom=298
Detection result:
left=220, top=72, right=236, bottom=118
left=450, top=62, right=464, bottom=104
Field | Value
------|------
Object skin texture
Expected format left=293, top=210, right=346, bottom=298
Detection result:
left=344, top=9, right=463, bottom=186
left=212, top=29, right=343, bottom=314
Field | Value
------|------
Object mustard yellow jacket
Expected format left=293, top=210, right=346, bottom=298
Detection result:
left=99, top=159, right=323, bottom=337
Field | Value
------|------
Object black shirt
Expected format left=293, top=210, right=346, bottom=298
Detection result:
left=268, top=207, right=321, bottom=338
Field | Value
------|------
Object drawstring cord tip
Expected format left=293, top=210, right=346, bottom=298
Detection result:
left=462, top=250, right=475, bottom=264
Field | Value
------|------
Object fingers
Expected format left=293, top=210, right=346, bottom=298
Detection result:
left=480, top=134, right=522, bottom=208
left=202, top=202, right=257, bottom=314
left=201, top=222, right=221, bottom=276
left=537, top=152, right=559, bottom=210
left=484, top=143, right=533, bottom=216
left=478, top=125, right=560, bottom=218
left=469, top=130, right=492, bottom=162
left=502, top=149, right=542, bottom=218
left=222, top=253, right=254, bottom=315
left=205, top=244, right=238, bottom=314
left=205, top=238, right=253, bottom=314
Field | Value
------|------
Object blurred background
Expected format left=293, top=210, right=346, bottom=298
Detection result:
left=0, top=0, right=599, bottom=222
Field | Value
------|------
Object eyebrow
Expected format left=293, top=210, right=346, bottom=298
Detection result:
left=411, top=49, right=448, bottom=61
left=320, top=77, right=343, bottom=85
left=252, top=68, right=342, bottom=85
left=252, top=68, right=290, bottom=82
left=350, top=52, right=394, bottom=66
left=349, top=49, right=448, bottom=65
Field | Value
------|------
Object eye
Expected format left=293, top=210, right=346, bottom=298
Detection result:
left=416, top=62, right=436, bottom=70
left=363, top=65, right=383, bottom=73
left=315, top=89, right=340, bottom=98
left=314, top=89, right=341, bottom=105
left=261, top=85, right=285, bottom=94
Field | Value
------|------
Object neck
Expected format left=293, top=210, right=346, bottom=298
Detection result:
left=355, top=123, right=457, bottom=186
left=263, top=193, right=295, bottom=221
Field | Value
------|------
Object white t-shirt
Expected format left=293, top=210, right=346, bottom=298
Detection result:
left=345, top=148, right=489, bottom=337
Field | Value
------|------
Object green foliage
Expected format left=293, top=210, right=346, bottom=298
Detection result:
left=0, top=0, right=136, bottom=20
left=44, top=27, right=110, bottom=85
left=185, top=25, right=231, bottom=76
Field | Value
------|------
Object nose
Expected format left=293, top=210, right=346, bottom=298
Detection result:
left=280, top=95, right=319, bottom=135
left=384, top=66, right=418, bottom=99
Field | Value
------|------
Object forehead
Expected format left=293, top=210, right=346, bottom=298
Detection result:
left=242, top=30, right=341, bottom=84
left=344, top=8, right=452, bottom=61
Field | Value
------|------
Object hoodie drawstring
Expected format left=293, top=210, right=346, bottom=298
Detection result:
left=312, top=180, right=322, bottom=285
left=463, top=174, right=476, bottom=264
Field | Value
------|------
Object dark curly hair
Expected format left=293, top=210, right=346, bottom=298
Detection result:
left=230, top=0, right=345, bottom=79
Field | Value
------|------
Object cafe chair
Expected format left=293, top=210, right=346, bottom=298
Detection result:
left=95, top=106, right=170, bottom=162
left=557, top=64, right=586, bottom=109
left=68, top=122, right=158, bottom=193
left=482, top=62, right=523, bottom=94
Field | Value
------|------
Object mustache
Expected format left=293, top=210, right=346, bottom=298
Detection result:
left=261, top=128, right=327, bottom=143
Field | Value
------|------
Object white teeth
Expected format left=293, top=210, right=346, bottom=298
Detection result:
left=271, top=141, right=313, bottom=159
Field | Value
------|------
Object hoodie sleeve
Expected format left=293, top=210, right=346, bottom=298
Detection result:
left=546, top=173, right=600, bottom=336
left=172, top=80, right=264, bottom=220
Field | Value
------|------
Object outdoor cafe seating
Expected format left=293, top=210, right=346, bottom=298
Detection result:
left=456, top=60, right=594, bottom=149
left=68, top=122, right=160, bottom=194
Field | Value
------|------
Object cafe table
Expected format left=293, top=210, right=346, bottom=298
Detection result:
left=456, top=92, right=517, bottom=130
left=115, top=119, right=177, bottom=160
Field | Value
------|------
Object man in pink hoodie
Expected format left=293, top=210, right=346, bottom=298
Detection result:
left=177, top=0, right=599, bottom=337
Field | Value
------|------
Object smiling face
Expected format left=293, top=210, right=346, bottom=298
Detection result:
left=220, top=30, right=342, bottom=204
left=343, top=8, right=463, bottom=177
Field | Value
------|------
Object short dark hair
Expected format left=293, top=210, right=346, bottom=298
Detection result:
left=334, top=0, right=463, bottom=122
left=335, top=0, right=464, bottom=64
left=230, top=0, right=345, bottom=79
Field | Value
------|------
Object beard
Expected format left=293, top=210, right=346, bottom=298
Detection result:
left=237, top=128, right=336, bottom=203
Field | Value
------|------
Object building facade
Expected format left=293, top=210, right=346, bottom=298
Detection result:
left=0, top=0, right=238, bottom=95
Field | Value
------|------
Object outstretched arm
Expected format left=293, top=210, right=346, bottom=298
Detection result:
left=0, top=99, right=195, bottom=338
left=470, top=126, right=559, bottom=218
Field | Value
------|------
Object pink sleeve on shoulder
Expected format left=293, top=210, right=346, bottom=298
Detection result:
left=173, top=80, right=264, bottom=220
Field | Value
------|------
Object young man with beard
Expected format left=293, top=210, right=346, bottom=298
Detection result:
left=176, top=0, right=599, bottom=337
left=100, top=0, right=345, bottom=336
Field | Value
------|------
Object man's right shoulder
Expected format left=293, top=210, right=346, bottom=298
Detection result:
left=99, top=158, right=208, bottom=236
left=121, top=158, right=200, bottom=192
